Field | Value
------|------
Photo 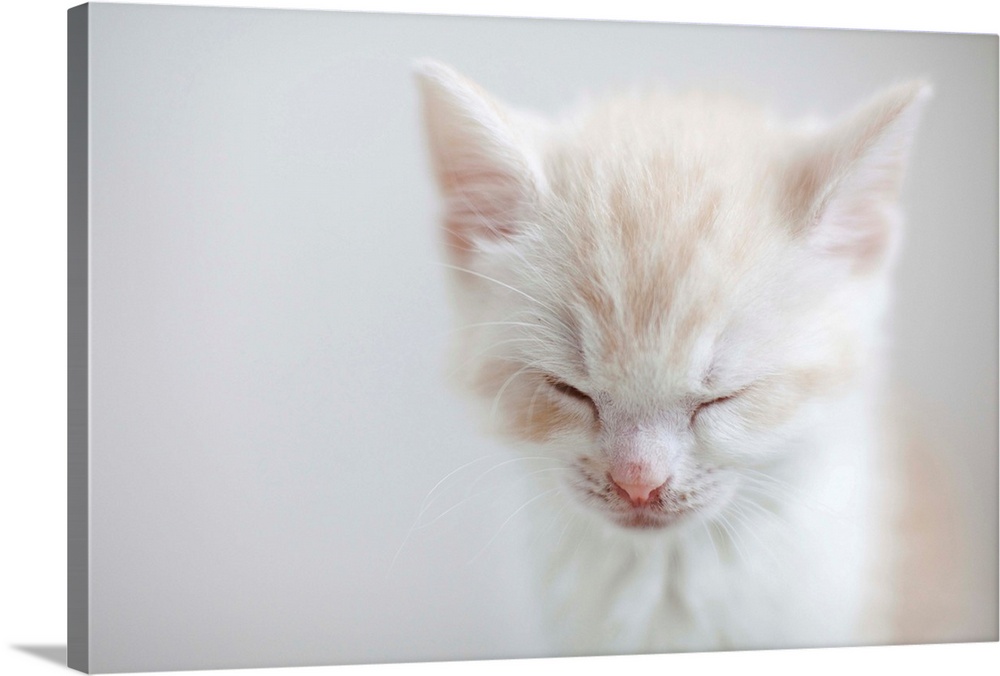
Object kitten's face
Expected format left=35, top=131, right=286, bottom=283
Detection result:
left=455, top=166, right=853, bottom=531
left=417, top=63, right=927, bottom=531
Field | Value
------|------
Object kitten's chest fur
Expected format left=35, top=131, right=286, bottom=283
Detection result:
left=530, top=395, right=888, bottom=654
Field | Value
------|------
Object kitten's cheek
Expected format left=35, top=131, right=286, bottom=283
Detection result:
left=691, top=418, right=750, bottom=463
left=504, top=394, right=598, bottom=444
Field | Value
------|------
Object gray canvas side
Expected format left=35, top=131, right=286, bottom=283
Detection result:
left=67, top=3, right=89, bottom=673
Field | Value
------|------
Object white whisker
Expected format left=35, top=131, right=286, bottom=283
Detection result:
left=436, top=263, right=559, bottom=316
left=469, top=487, right=560, bottom=564
left=414, top=459, right=570, bottom=530
left=488, top=362, right=536, bottom=424
left=714, top=513, right=750, bottom=566
left=726, top=502, right=779, bottom=567
left=702, top=521, right=722, bottom=569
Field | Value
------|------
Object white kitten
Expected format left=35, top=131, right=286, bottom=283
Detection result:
left=416, top=61, right=949, bottom=653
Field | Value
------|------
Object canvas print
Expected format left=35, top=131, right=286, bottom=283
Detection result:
left=418, top=61, right=941, bottom=651
left=68, top=3, right=998, bottom=673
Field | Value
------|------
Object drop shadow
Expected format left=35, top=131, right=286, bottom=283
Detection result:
left=12, top=645, right=67, bottom=668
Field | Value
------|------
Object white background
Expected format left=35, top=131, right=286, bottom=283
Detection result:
left=1, top=1, right=997, bottom=676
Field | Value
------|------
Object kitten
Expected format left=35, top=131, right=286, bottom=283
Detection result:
left=415, top=60, right=949, bottom=653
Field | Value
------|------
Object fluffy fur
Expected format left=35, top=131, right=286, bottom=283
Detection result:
left=416, top=61, right=950, bottom=653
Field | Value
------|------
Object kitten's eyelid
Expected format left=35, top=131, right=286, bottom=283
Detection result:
left=543, top=373, right=592, bottom=403
left=691, top=385, right=753, bottom=420
left=704, top=388, right=745, bottom=405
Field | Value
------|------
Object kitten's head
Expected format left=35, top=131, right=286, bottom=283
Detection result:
left=416, top=61, right=929, bottom=531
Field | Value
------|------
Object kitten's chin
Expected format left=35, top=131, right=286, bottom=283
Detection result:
left=600, top=485, right=736, bottom=532
left=609, top=509, right=690, bottom=531
left=612, top=512, right=682, bottom=530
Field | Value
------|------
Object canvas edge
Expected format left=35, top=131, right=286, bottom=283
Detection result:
left=68, top=3, right=90, bottom=673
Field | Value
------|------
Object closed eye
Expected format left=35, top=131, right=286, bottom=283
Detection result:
left=691, top=389, right=747, bottom=423
left=544, top=374, right=594, bottom=406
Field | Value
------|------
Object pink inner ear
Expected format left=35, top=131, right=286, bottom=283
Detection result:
left=811, top=187, right=896, bottom=268
left=439, top=162, right=529, bottom=261
left=785, top=83, right=929, bottom=272
left=794, top=148, right=907, bottom=274
left=416, top=62, right=543, bottom=263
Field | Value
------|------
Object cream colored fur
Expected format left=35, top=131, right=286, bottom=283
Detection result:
left=416, top=60, right=935, bottom=653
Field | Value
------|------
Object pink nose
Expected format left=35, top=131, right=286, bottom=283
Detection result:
left=610, top=477, right=667, bottom=506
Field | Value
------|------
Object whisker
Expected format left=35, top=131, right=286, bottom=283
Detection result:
left=415, top=460, right=571, bottom=532
left=387, top=453, right=506, bottom=576
left=735, top=473, right=838, bottom=517
left=443, top=320, right=560, bottom=338
left=442, top=187, right=561, bottom=298
left=526, top=381, right=547, bottom=428
left=551, top=504, right=577, bottom=555
left=389, top=454, right=570, bottom=575
left=488, top=362, right=536, bottom=424
left=469, top=487, right=560, bottom=564
left=436, top=263, right=559, bottom=316
left=466, top=457, right=571, bottom=496
left=726, top=502, right=780, bottom=567
left=445, top=341, right=549, bottom=382
left=702, top=521, right=722, bottom=569
left=713, top=513, right=750, bottom=566
left=731, top=493, right=796, bottom=533
left=415, top=453, right=505, bottom=519
left=465, top=336, right=552, bottom=362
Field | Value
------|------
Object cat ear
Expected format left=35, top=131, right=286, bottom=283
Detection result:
left=787, top=81, right=932, bottom=272
left=414, top=60, right=544, bottom=263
